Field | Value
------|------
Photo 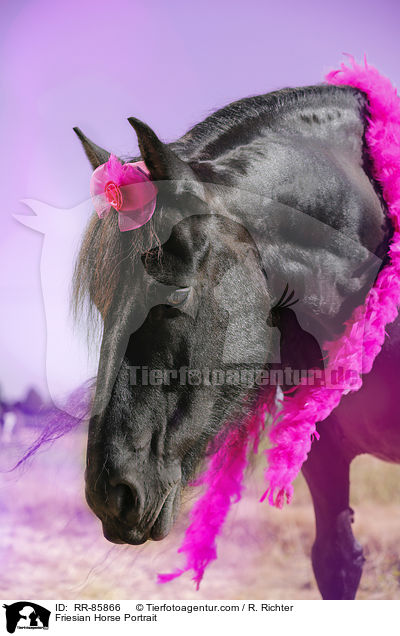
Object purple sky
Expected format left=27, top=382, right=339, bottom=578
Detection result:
left=1, top=0, right=400, bottom=400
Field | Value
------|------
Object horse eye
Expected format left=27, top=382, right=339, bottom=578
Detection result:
left=166, top=287, right=191, bottom=306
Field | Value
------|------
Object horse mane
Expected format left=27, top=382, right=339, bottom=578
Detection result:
left=172, top=83, right=366, bottom=161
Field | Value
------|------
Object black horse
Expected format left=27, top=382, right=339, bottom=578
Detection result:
left=73, top=82, right=396, bottom=600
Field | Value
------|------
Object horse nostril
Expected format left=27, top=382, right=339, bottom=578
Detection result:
left=108, top=482, right=140, bottom=521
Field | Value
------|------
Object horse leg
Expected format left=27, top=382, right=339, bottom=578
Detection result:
left=301, top=417, right=365, bottom=599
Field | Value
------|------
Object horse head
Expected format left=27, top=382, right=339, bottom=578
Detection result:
left=74, top=121, right=273, bottom=544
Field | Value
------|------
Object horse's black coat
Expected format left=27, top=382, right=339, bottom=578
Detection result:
left=74, top=82, right=395, bottom=599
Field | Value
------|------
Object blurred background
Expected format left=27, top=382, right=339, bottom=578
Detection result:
left=1, top=0, right=400, bottom=599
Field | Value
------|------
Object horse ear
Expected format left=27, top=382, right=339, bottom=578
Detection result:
left=127, top=116, right=195, bottom=182
left=73, top=127, right=111, bottom=169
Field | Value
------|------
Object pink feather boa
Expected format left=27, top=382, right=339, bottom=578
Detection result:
left=159, top=57, right=400, bottom=587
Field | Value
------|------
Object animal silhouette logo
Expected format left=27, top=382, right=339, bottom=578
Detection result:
left=2, top=602, right=50, bottom=633
left=14, top=189, right=380, bottom=404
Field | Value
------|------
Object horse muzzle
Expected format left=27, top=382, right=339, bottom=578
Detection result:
left=86, top=480, right=181, bottom=545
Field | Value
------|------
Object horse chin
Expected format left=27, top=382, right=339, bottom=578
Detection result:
left=101, top=524, right=148, bottom=545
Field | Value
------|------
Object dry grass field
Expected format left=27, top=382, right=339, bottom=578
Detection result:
left=0, top=426, right=399, bottom=600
